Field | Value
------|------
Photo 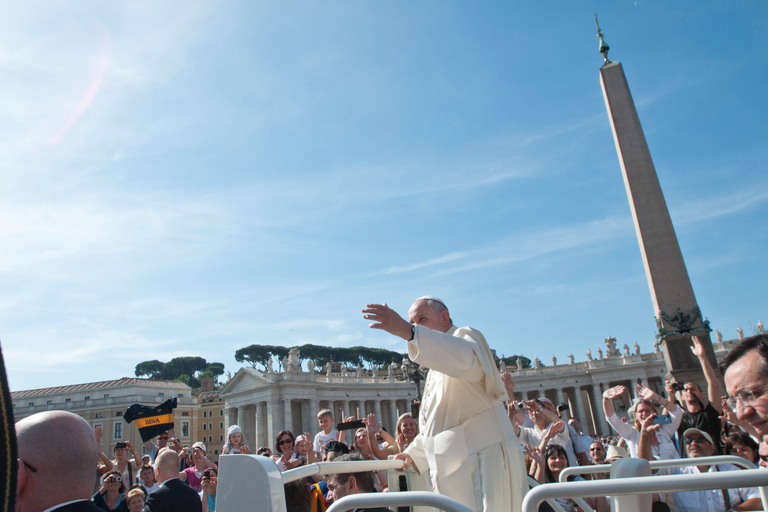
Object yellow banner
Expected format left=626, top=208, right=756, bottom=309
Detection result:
left=135, top=413, right=174, bottom=429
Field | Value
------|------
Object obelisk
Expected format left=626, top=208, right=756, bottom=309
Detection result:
left=595, top=19, right=715, bottom=382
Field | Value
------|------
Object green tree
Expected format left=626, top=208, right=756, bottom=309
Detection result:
left=235, top=345, right=273, bottom=370
left=135, top=360, right=164, bottom=379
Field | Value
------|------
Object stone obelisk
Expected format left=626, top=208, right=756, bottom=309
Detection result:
left=596, top=20, right=715, bottom=382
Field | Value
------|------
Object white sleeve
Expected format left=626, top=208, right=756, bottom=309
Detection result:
left=605, top=412, right=640, bottom=445
left=407, top=326, right=485, bottom=381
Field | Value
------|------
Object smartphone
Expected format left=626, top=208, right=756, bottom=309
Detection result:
left=337, top=420, right=366, bottom=431
left=653, top=414, right=671, bottom=425
left=203, top=470, right=211, bottom=479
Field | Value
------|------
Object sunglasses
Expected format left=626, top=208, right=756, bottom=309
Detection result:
left=684, top=436, right=710, bottom=445
left=760, top=455, right=768, bottom=463
left=278, top=439, right=293, bottom=446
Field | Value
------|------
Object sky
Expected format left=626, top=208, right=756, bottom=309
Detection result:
left=1, top=2, right=766, bottom=392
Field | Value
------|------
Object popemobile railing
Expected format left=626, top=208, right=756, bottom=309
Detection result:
left=523, top=455, right=768, bottom=512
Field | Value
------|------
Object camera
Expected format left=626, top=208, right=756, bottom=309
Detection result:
left=106, top=474, right=122, bottom=484
left=115, top=442, right=127, bottom=450
left=671, top=382, right=686, bottom=391
left=557, top=403, right=570, bottom=413
left=513, top=402, right=528, bottom=410
left=203, top=470, right=211, bottom=479
left=186, top=448, right=194, bottom=455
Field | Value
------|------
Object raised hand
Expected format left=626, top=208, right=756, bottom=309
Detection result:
left=362, top=303, right=413, bottom=340
left=501, top=372, right=516, bottom=396
left=546, top=421, right=565, bottom=438
left=635, top=383, right=656, bottom=401
left=524, top=444, right=545, bottom=466
left=603, top=385, right=626, bottom=400
left=691, top=336, right=704, bottom=357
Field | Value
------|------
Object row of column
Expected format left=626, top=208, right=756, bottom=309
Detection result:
left=225, top=397, right=411, bottom=449
left=512, top=375, right=659, bottom=437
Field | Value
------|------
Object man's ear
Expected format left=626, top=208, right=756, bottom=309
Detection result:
left=440, top=309, right=451, bottom=330
left=347, top=475, right=358, bottom=494
left=16, top=458, right=28, bottom=499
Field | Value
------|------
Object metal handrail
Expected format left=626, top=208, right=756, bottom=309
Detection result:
left=282, top=459, right=404, bottom=483
left=559, top=454, right=757, bottom=481
left=528, top=476, right=581, bottom=512
left=523, top=468, right=768, bottom=512
left=327, top=491, right=473, bottom=512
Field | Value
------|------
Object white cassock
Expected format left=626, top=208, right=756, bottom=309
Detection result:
left=404, top=324, right=527, bottom=512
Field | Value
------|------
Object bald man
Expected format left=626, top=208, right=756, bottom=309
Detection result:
left=144, top=449, right=202, bottom=512
left=15, top=410, right=104, bottom=512
left=363, top=297, right=527, bottom=512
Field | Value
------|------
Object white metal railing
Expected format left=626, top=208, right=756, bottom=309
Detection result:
left=524, top=465, right=768, bottom=512
left=327, top=491, right=473, bottom=512
left=559, top=454, right=757, bottom=481
left=527, top=476, right=585, bottom=512
left=282, top=459, right=404, bottom=483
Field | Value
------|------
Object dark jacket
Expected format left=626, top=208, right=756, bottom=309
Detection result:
left=144, top=479, right=202, bottom=512
left=52, top=501, right=109, bottom=512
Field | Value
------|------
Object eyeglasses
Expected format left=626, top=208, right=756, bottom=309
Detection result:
left=684, top=436, right=710, bottom=445
left=725, top=389, right=761, bottom=410
left=278, top=439, right=293, bottom=446
left=759, top=455, right=768, bottom=463
left=20, top=459, right=37, bottom=473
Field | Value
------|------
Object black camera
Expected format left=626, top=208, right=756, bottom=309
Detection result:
left=557, top=403, right=570, bottom=412
left=671, top=382, right=686, bottom=391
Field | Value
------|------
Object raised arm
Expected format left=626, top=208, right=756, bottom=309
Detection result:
left=637, top=414, right=661, bottom=466
left=602, top=385, right=625, bottom=418
left=365, top=413, right=396, bottom=459
left=691, top=336, right=723, bottom=414
left=635, top=383, right=677, bottom=413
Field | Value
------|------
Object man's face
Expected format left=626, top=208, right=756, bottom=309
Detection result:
left=758, top=442, right=768, bottom=469
left=589, top=442, right=605, bottom=463
left=114, top=447, right=127, bottom=460
left=683, top=382, right=704, bottom=404
left=569, top=419, right=581, bottom=432
left=158, top=434, right=168, bottom=448
left=141, top=468, right=154, bottom=483
left=724, top=352, right=768, bottom=437
left=408, top=301, right=449, bottom=333
left=326, top=475, right=354, bottom=502
left=684, top=435, right=714, bottom=458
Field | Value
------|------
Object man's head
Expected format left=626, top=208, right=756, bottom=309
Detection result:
left=683, top=428, right=715, bottom=458
left=408, top=296, right=452, bottom=333
left=323, top=441, right=349, bottom=461
left=154, top=449, right=181, bottom=484
left=325, top=453, right=376, bottom=502
left=15, top=411, right=99, bottom=512
left=157, top=431, right=169, bottom=448
left=568, top=418, right=582, bottom=433
left=113, top=442, right=128, bottom=461
left=759, top=441, right=768, bottom=469
left=681, top=381, right=705, bottom=410
left=589, top=442, right=606, bottom=464
left=721, top=335, right=768, bottom=437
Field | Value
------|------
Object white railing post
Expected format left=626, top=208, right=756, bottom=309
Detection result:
left=609, top=458, right=651, bottom=512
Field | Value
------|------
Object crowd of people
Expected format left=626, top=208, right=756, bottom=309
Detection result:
left=11, top=294, right=768, bottom=512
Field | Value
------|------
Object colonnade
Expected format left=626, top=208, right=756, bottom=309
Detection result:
left=224, top=396, right=413, bottom=449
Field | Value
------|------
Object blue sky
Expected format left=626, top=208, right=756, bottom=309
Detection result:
left=1, top=2, right=766, bottom=392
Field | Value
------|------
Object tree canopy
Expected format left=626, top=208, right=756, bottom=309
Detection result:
left=234, top=343, right=405, bottom=372
left=134, top=357, right=226, bottom=389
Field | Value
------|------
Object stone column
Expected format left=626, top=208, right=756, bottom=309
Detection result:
left=237, top=406, right=248, bottom=439
left=556, top=388, right=565, bottom=415
left=309, top=399, right=319, bottom=435
left=266, top=400, right=276, bottom=447
left=374, top=400, right=383, bottom=425
left=257, top=402, right=268, bottom=448
left=284, top=398, right=293, bottom=433
left=389, top=400, right=398, bottom=433
left=591, top=383, right=609, bottom=436
left=224, top=407, right=236, bottom=433
left=342, top=400, right=350, bottom=422
left=573, top=387, right=589, bottom=434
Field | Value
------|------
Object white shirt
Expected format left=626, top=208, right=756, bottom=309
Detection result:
left=313, top=430, right=338, bottom=454
left=657, top=463, right=759, bottom=512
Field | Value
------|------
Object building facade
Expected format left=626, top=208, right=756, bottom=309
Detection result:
left=11, top=378, right=198, bottom=458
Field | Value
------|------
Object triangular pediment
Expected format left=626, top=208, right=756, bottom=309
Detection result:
left=219, top=367, right=273, bottom=396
